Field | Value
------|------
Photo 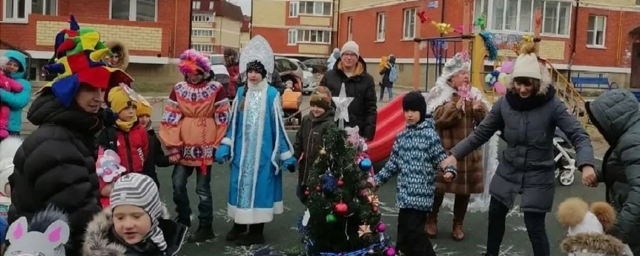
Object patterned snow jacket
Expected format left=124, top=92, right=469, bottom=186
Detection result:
left=374, top=118, right=456, bottom=211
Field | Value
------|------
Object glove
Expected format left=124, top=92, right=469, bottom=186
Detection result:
left=283, top=157, right=297, bottom=173
left=215, top=144, right=230, bottom=164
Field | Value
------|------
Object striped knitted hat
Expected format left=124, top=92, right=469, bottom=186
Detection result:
left=110, top=173, right=166, bottom=251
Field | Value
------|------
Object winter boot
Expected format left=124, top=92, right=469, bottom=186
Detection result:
left=451, top=194, right=470, bottom=241
left=175, top=216, right=191, bottom=228
left=226, top=223, right=248, bottom=241
left=426, top=192, right=444, bottom=238
left=187, top=224, right=215, bottom=243
left=236, top=223, right=265, bottom=246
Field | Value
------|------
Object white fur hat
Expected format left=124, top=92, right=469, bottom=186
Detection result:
left=0, top=137, right=23, bottom=193
left=511, top=53, right=542, bottom=80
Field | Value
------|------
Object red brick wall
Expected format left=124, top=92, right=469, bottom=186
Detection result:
left=0, top=0, right=191, bottom=58
left=252, top=27, right=294, bottom=54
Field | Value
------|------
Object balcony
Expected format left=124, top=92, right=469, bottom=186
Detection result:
left=1, top=14, right=168, bottom=59
left=299, top=16, right=331, bottom=27
left=298, top=44, right=329, bottom=54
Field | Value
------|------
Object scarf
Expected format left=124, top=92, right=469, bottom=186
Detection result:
left=116, top=117, right=137, bottom=132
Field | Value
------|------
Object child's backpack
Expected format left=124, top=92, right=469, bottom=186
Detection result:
left=388, top=64, right=398, bottom=83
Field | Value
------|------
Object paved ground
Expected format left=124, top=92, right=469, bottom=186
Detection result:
left=18, top=87, right=608, bottom=255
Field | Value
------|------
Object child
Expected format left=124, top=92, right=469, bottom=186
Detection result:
left=136, top=102, right=171, bottom=189
left=0, top=137, right=21, bottom=220
left=83, top=173, right=188, bottom=256
left=0, top=57, right=22, bottom=140
left=371, top=91, right=457, bottom=256
left=293, top=86, right=335, bottom=204
left=97, top=85, right=149, bottom=208
left=0, top=51, right=31, bottom=138
left=5, top=206, right=70, bottom=256
left=557, top=197, right=633, bottom=256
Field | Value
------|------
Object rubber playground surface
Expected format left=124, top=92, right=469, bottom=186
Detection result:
left=156, top=138, right=606, bottom=256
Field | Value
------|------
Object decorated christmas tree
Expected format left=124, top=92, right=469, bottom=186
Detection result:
left=297, top=125, right=396, bottom=256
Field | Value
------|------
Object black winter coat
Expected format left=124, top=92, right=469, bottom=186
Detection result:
left=320, top=56, right=377, bottom=140
left=585, top=90, right=640, bottom=255
left=9, top=92, right=103, bottom=256
left=143, top=127, right=171, bottom=188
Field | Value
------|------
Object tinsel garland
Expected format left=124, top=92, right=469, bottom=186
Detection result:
left=479, top=31, right=499, bottom=61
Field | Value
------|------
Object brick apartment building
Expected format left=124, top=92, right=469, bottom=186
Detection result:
left=336, top=0, right=640, bottom=88
left=252, top=0, right=338, bottom=57
left=240, top=15, right=251, bottom=49
left=0, top=0, right=192, bottom=86
left=191, top=0, right=245, bottom=55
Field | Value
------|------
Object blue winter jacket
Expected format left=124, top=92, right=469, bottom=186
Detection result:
left=2, top=51, right=31, bottom=133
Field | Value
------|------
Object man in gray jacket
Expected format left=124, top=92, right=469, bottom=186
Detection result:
left=585, top=89, right=640, bottom=255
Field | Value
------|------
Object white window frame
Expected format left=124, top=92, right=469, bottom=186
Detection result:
left=3, top=0, right=58, bottom=23
left=299, top=1, right=332, bottom=16
left=376, top=12, right=385, bottom=41
left=209, top=1, right=214, bottom=10
left=192, top=43, right=214, bottom=53
left=192, top=14, right=213, bottom=22
left=541, top=0, right=572, bottom=37
left=403, top=8, right=416, bottom=39
left=289, top=1, right=299, bottom=17
left=347, top=17, right=353, bottom=41
left=191, top=28, right=215, bottom=37
left=287, top=29, right=297, bottom=45
left=192, top=1, right=201, bottom=10
left=109, top=0, right=158, bottom=22
left=296, top=29, right=331, bottom=44
left=486, top=0, right=536, bottom=33
left=587, top=15, right=606, bottom=48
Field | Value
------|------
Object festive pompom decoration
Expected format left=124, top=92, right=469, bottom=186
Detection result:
left=500, top=60, right=515, bottom=74
left=479, top=31, right=499, bottom=61
left=178, top=49, right=211, bottom=75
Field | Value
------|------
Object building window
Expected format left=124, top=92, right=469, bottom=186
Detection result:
left=347, top=17, right=353, bottom=41
left=299, top=1, right=331, bottom=16
left=192, top=29, right=215, bottom=37
left=480, top=0, right=571, bottom=36
left=111, top=0, right=157, bottom=22
left=192, top=44, right=214, bottom=53
left=209, top=1, right=214, bottom=10
left=32, top=0, right=57, bottom=15
left=289, top=1, right=298, bottom=17
left=587, top=15, right=606, bottom=47
left=192, top=1, right=200, bottom=10
left=3, top=0, right=57, bottom=22
left=376, top=12, right=385, bottom=41
left=288, top=29, right=297, bottom=45
left=542, top=1, right=571, bottom=36
left=192, top=14, right=212, bottom=22
left=297, top=29, right=331, bottom=44
left=403, top=8, right=416, bottom=39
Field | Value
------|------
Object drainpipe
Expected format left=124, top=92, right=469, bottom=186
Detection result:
left=250, top=0, right=255, bottom=37
left=439, top=0, right=446, bottom=37
left=567, top=0, right=580, bottom=79
left=188, top=0, right=194, bottom=49
left=333, top=0, right=341, bottom=50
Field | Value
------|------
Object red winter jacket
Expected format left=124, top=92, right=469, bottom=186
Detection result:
left=226, top=64, right=239, bottom=99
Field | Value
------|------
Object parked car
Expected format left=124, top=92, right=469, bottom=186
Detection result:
left=209, top=54, right=231, bottom=92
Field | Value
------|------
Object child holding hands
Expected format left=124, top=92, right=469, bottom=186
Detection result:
left=371, top=92, right=456, bottom=256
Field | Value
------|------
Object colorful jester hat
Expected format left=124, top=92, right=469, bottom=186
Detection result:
left=41, top=15, right=133, bottom=107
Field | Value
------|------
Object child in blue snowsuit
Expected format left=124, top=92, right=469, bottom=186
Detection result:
left=372, top=92, right=456, bottom=256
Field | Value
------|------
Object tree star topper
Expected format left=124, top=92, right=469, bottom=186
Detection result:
left=332, top=83, right=354, bottom=129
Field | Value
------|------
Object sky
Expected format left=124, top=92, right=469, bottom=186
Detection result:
left=229, top=0, right=251, bottom=16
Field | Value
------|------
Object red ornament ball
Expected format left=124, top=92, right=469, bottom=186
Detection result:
left=337, top=179, right=344, bottom=187
left=316, top=186, right=321, bottom=192
left=372, top=206, right=378, bottom=212
left=334, top=202, right=348, bottom=215
left=304, top=190, right=310, bottom=196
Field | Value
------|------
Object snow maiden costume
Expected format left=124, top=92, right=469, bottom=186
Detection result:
left=159, top=49, right=229, bottom=242
left=423, top=51, right=499, bottom=239
left=215, top=36, right=297, bottom=246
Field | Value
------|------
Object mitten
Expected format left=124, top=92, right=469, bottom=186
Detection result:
left=283, top=157, right=297, bottom=173
left=215, top=144, right=231, bottom=164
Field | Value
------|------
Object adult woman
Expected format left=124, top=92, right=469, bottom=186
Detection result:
left=8, top=20, right=132, bottom=256
left=424, top=52, right=498, bottom=241
left=439, top=43, right=596, bottom=256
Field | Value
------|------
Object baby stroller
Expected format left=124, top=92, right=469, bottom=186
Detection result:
left=554, top=128, right=576, bottom=186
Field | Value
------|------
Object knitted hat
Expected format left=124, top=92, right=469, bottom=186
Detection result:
left=178, top=49, right=211, bottom=76
left=438, top=52, right=470, bottom=83
left=110, top=173, right=166, bottom=251
left=310, top=86, right=332, bottom=110
left=40, top=15, right=133, bottom=107
left=340, top=41, right=360, bottom=56
left=107, top=86, right=135, bottom=114
left=511, top=53, right=542, bottom=80
left=246, top=60, right=267, bottom=79
left=331, top=48, right=340, bottom=59
left=402, top=92, right=427, bottom=123
left=136, top=101, right=152, bottom=117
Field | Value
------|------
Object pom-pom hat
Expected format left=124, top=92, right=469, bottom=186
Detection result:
left=178, top=49, right=211, bottom=76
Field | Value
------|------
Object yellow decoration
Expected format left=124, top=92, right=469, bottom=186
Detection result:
left=358, top=225, right=372, bottom=237
left=522, top=34, right=534, bottom=42
left=367, top=194, right=379, bottom=207
left=431, top=21, right=454, bottom=34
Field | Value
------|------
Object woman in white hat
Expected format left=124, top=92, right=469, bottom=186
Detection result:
left=439, top=43, right=596, bottom=256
